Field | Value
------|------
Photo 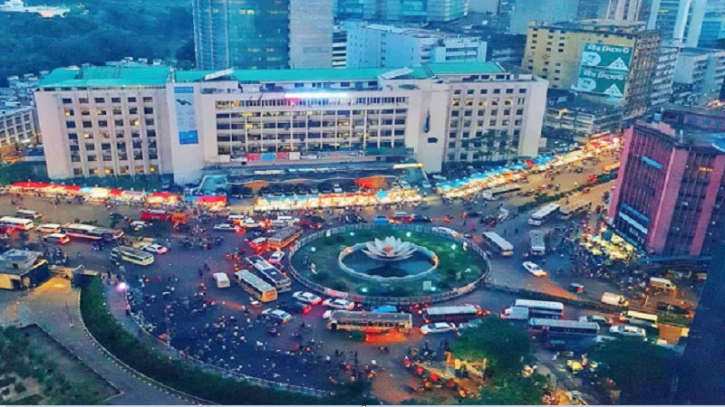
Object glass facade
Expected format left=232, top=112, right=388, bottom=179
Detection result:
left=193, top=0, right=290, bottom=70
left=334, top=0, right=467, bottom=21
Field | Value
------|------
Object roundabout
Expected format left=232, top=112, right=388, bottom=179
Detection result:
left=289, top=224, right=489, bottom=303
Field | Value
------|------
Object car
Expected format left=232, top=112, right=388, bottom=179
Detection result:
left=37, top=223, right=61, bottom=234
left=432, top=226, right=461, bottom=237
left=609, top=324, right=646, bottom=338
left=374, top=215, right=390, bottom=224
left=140, top=243, right=169, bottom=255
left=578, top=315, right=612, bottom=327
left=130, top=220, right=148, bottom=231
left=213, top=223, right=239, bottom=232
left=43, top=233, right=70, bottom=244
left=292, top=291, right=322, bottom=305
left=323, top=298, right=356, bottom=310
left=268, top=251, right=285, bottom=264
left=281, top=301, right=312, bottom=315
left=322, top=310, right=334, bottom=319
left=420, top=322, right=457, bottom=335
left=523, top=261, right=547, bottom=277
left=332, top=184, right=343, bottom=193
left=656, top=302, right=692, bottom=317
left=262, top=309, right=293, bottom=323
left=411, top=215, right=432, bottom=224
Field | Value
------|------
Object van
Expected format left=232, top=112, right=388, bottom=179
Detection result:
left=600, top=292, right=629, bottom=307
left=213, top=272, right=230, bottom=288
left=500, top=306, right=529, bottom=320
left=271, top=216, right=299, bottom=227
left=15, top=209, right=42, bottom=219
left=227, top=214, right=247, bottom=223
left=649, top=277, right=676, bottom=291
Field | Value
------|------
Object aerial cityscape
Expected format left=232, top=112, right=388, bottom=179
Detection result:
left=1, top=0, right=725, bottom=405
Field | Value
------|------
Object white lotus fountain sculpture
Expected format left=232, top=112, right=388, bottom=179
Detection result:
left=362, top=236, right=418, bottom=261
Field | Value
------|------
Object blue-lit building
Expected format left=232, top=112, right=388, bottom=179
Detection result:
left=334, top=0, right=468, bottom=22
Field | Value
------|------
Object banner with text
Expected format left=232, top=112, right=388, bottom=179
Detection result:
left=580, top=43, right=632, bottom=71
left=174, top=86, right=198, bottom=145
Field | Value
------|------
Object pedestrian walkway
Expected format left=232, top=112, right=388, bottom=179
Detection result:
left=6, top=277, right=192, bottom=405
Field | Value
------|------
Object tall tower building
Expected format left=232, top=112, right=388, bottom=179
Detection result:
left=289, top=0, right=334, bottom=69
left=334, top=0, right=468, bottom=22
left=192, top=0, right=290, bottom=70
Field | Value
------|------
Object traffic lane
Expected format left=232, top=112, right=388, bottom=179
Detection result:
left=0, top=197, right=142, bottom=227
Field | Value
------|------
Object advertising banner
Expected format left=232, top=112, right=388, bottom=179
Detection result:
left=301, top=152, right=319, bottom=160
left=261, top=152, right=277, bottom=161
left=276, top=152, right=290, bottom=160
left=247, top=153, right=261, bottom=162
left=289, top=152, right=301, bottom=161
left=574, top=68, right=627, bottom=97
left=174, top=86, right=198, bottom=145
left=580, top=43, right=632, bottom=71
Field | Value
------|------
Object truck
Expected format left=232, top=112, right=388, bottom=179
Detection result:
left=649, top=277, right=676, bottom=292
left=500, top=306, right=529, bottom=320
left=600, top=292, right=629, bottom=307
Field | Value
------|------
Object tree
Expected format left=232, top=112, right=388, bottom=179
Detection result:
left=451, top=318, right=532, bottom=377
left=591, top=338, right=677, bottom=404
left=466, top=373, right=548, bottom=405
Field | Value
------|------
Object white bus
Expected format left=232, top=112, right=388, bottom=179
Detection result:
left=0, top=216, right=35, bottom=231
left=619, top=310, right=658, bottom=329
left=61, top=223, right=124, bottom=242
left=481, top=232, right=514, bottom=257
left=15, top=209, right=42, bottom=220
left=529, top=230, right=546, bottom=256
left=245, top=255, right=292, bottom=292
left=326, top=311, right=413, bottom=334
left=482, top=184, right=522, bottom=201
left=233, top=270, right=277, bottom=302
left=528, top=203, right=561, bottom=226
left=514, top=299, right=564, bottom=319
left=111, top=246, right=155, bottom=266
left=528, top=318, right=600, bottom=339
left=423, top=305, right=485, bottom=324
left=559, top=200, right=592, bottom=220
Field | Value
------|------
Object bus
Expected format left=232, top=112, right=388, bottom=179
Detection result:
left=140, top=210, right=170, bottom=221
left=528, top=318, right=600, bottom=339
left=423, top=305, right=486, bottom=324
left=233, top=270, right=277, bottom=302
left=619, top=310, right=658, bottom=329
left=481, top=232, right=514, bottom=257
left=603, top=161, right=621, bottom=174
left=529, top=230, right=546, bottom=256
left=111, top=246, right=155, bottom=266
left=0, top=216, right=35, bottom=231
left=514, top=299, right=564, bottom=319
left=482, top=184, right=522, bottom=201
left=326, top=311, right=413, bottom=334
left=528, top=203, right=561, bottom=226
left=15, top=209, right=42, bottom=220
left=268, top=227, right=301, bottom=250
left=559, top=200, right=592, bottom=220
left=61, top=224, right=124, bottom=242
left=245, top=255, right=292, bottom=292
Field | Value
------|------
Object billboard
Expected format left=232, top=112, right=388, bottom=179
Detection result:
left=174, top=86, right=198, bottom=145
left=574, top=68, right=627, bottom=97
left=580, top=43, right=632, bottom=71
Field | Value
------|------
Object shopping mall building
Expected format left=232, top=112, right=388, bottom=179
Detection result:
left=35, top=62, right=547, bottom=184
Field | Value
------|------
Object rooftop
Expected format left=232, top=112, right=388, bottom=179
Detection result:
left=637, top=119, right=725, bottom=152
left=39, top=62, right=505, bottom=89
left=0, top=249, right=42, bottom=276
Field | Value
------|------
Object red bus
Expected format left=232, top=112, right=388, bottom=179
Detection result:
left=140, top=210, right=170, bottom=221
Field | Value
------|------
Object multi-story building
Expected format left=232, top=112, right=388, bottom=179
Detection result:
left=609, top=109, right=725, bottom=257
left=346, top=23, right=487, bottom=68
left=0, top=105, right=38, bottom=160
left=334, top=0, right=469, bottom=22
left=36, top=63, right=547, bottom=183
left=647, top=0, right=707, bottom=46
left=289, top=0, right=334, bottom=69
left=698, top=0, right=725, bottom=48
left=192, top=0, right=290, bottom=70
left=333, top=27, right=348, bottom=69
left=649, top=42, right=680, bottom=107
left=607, top=0, right=644, bottom=20
left=523, top=20, right=661, bottom=118
left=544, top=90, right=623, bottom=141
left=672, top=47, right=725, bottom=105
left=507, top=0, right=609, bottom=35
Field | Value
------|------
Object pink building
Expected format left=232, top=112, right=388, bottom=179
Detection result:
left=610, top=113, right=725, bottom=257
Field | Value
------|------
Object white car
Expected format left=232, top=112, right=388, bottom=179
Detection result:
left=268, top=251, right=285, bottom=264
left=292, top=291, right=322, bottom=305
left=609, top=324, right=646, bottom=338
left=262, top=309, right=293, bottom=323
left=432, top=226, right=461, bottom=237
left=37, top=223, right=61, bottom=234
left=322, top=298, right=356, bottom=310
left=213, top=223, right=238, bottom=232
left=322, top=310, right=334, bottom=319
left=420, top=322, right=457, bottom=335
left=130, top=220, right=148, bottom=231
left=523, top=261, right=547, bottom=277
left=140, top=243, right=169, bottom=255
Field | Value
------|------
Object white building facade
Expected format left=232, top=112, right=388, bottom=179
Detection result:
left=36, top=63, right=546, bottom=183
left=673, top=47, right=725, bottom=105
left=347, top=23, right=487, bottom=69
left=289, top=0, right=334, bottom=69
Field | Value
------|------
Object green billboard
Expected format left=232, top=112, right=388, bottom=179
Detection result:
left=580, top=42, right=632, bottom=71
left=574, top=68, right=627, bottom=97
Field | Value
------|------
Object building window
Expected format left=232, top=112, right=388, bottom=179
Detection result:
left=95, top=97, right=105, bottom=104
left=128, top=97, right=137, bottom=103
left=66, top=121, right=76, bottom=129
left=112, top=97, right=121, bottom=103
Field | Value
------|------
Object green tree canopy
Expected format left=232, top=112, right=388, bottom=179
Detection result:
left=451, top=318, right=532, bottom=376
left=465, top=373, right=548, bottom=405
left=591, top=338, right=677, bottom=404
